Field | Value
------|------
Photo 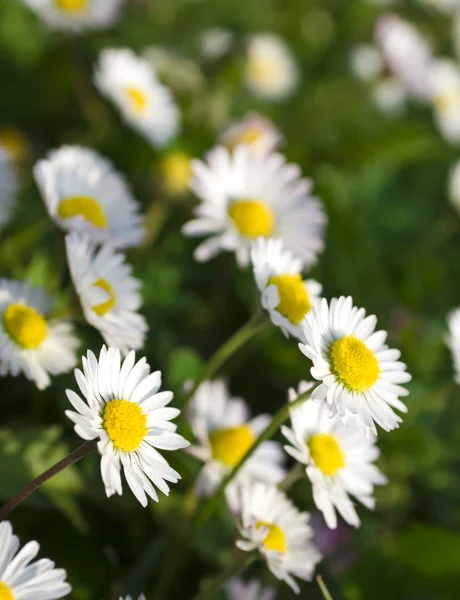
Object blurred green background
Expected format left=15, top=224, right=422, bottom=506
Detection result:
left=1, top=0, right=460, bottom=598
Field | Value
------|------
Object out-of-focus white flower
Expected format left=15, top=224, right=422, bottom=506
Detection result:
left=447, top=308, right=460, bottom=384
left=22, top=0, right=121, bottom=32
left=0, top=147, right=16, bottom=231
left=183, top=145, right=326, bottom=269
left=0, top=279, right=79, bottom=390
left=282, top=382, right=387, bottom=529
left=0, top=128, right=28, bottom=163
left=251, top=238, right=321, bottom=341
left=201, top=28, right=235, bottom=60
left=235, top=481, right=322, bottom=593
left=245, top=34, right=299, bottom=101
left=449, top=161, right=460, bottom=211
left=376, top=14, right=433, bottom=101
left=94, top=48, right=180, bottom=148
left=65, top=346, right=190, bottom=506
left=429, top=59, right=460, bottom=144
left=119, top=596, right=146, bottom=600
left=34, top=146, right=144, bottom=249
left=372, top=77, right=408, bottom=116
left=66, top=232, right=148, bottom=355
left=226, top=578, right=275, bottom=600
left=220, top=113, right=283, bottom=156
left=350, top=44, right=383, bottom=82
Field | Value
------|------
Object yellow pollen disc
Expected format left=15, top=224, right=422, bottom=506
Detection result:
left=256, top=521, right=286, bottom=554
left=228, top=199, right=274, bottom=238
left=329, top=335, right=380, bottom=393
left=435, top=91, right=460, bottom=113
left=57, top=196, right=106, bottom=229
left=308, top=433, right=345, bottom=476
left=160, top=152, right=192, bottom=194
left=55, top=0, right=88, bottom=13
left=0, top=582, right=14, bottom=600
left=227, top=128, right=262, bottom=150
left=92, top=278, right=116, bottom=316
left=0, top=128, right=27, bottom=162
left=3, top=304, right=47, bottom=349
left=102, top=399, right=147, bottom=453
left=268, top=274, right=311, bottom=324
left=126, top=87, right=148, bottom=115
left=209, top=425, right=255, bottom=467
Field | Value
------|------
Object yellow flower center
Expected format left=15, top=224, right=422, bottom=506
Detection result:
left=57, top=196, right=106, bottom=229
left=329, top=335, right=380, bottom=393
left=55, top=0, right=88, bottom=13
left=308, top=433, right=345, bottom=476
left=126, top=87, right=148, bottom=115
left=227, top=128, right=262, bottom=150
left=256, top=521, right=286, bottom=554
left=209, top=425, right=255, bottom=467
left=268, top=274, right=311, bottom=324
left=228, top=199, right=274, bottom=238
left=92, top=278, right=116, bottom=316
left=435, top=90, right=460, bottom=113
left=160, top=152, right=192, bottom=194
left=248, top=57, right=279, bottom=86
left=102, top=399, right=147, bottom=453
left=3, top=304, right=47, bottom=349
left=0, top=582, right=14, bottom=600
left=0, top=128, right=26, bottom=162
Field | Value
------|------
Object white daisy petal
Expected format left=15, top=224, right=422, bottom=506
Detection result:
left=22, top=0, right=121, bottom=32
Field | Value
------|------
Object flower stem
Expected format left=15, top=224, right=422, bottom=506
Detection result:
left=0, top=440, right=97, bottom=521
left=317, top=575, right=334, bottom=600
left=192, top=552, right=257, bottom=600
left=193, top=388, right=313, bottom=528
left=180, top=310, right=268, bottom=410
left=278, top=462, right=305, bottom=490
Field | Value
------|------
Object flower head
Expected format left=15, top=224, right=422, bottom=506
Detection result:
left=225, top=578, right=275, bottom=600
left=120, top=596, right=146, bottom=600
left=220, top=114, right=283, bottom=156
left=65, top=346, right=190, bottom=506
left=300, top=296, right=411, bottom=438
left=446, top=308, right=460, bottom=384
left=22, top=0, right=121, bottom=32
left=429, top=59, right=460, bottom=145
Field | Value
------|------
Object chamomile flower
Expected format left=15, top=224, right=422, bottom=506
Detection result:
left=201, top=28, right=235, bottom=60
left=187, top=379, right=285, bottom=505
left=34, top=146, right=144, bottom=249
left=251, top=238, right=321, bottom=341
left=235, top=482, right=321, bottom=593
left=245, top=34, right=299, bottom=101
left=183, top=145, right=326, bottom=268
left=446, top=308, right=460, bottom=384
left=350, top=44, right=383, bottom=83
left=299, top=296, right=411, bottom=438
left=0, top=148, right=16, bottom=231
left=429, top=59, right=460, bottom=144
left=0, top=521, right=71, bottom=599
left=449, top=161, right=460, bottom=212
left=0, top=279, right=79, bottom=390
left=120, top=596, right=146, bottom=600
left=65, top=346, right=189, bottom=506
left=226, top=578, right=275, bottom=600
left=372, top=77, right=407, bottom=116
left=21, top=0, right=121, bottom=32
left=282, top=382, right=387, bottom=529
left=94, top=48, right=180, bottom=148
left=65, top=232, right=148, bottom=355
left=220, top=114, right=283, bottom=156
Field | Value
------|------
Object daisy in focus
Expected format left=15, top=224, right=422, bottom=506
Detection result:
left=226, top=578, right=275, bottom=600
left=66, top=232, right=148, bottom=355
left=183, top=145, right=326, bottom=268
left=0, top=279, right=79, bottom=390
left=282, top=381, right=387, bottom=529
left=429, top=59, right=460, bottom=145
left=251, top=237, right=321, bottom=341
left=235, top=481, right=321, bottom=593
left=299, top=296, right=411, bottom=438
left=219, top=113, right=283, bottom=156
left=0, top=520, right=71, bottom=599
left=94, top=48, right=180, bottom=148
left=34, top=146, right=144, bottom=249
left=446, top=308, right=460, bottom=384
left=244, top=34, right=299, bottom=101
left=65, top=346, right=189, bottom=506
left=0, top=148, right=16, bottom=231
left=22, top=0, right=121, bottom=32
left=187, top=379, right=285, bottom=504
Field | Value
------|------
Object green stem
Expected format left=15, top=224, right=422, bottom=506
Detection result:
left=192, top=553, right=257, bottom=600
left=180, top=310, right=268, bottom=410
left=316, top=575, right=334, bottom=600
left=277, top=462, right=305, bottom=491
left=193, top=388, right=313, bottom=528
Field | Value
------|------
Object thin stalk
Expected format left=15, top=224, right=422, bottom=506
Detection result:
left=278, top=462, right=305, bottom=491
left=316, top=575, right=334, bottom=600
left=192, top=553, right=257, bottom=600
left=0, top=440, right=97, bottom=521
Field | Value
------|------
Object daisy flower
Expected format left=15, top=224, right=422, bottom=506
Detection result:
left=299, top=296, right=411, bottom=438
left=34, top=146, right=144, bottom=249
left=94, top=48, right=180, bottom=148
left=159, top=152, right=192, bottom=195
left=226, top=578, right=275, bottom=600
left=235, top=481, right=321, bottom=593
left=21, top=0, right=121, bottom=32
left=446, top=308, right=460, bottom=384
left=187, top=379, right=285, bottom=505
left=0, top=521, right=71, bottom=599
left=0, top=279, right=79, bottom=390
left=372, top=77, right=407, bottom=117
left=182, top=145, right=326, bottom=268
left=245, top=34, right=299, bottom=101
left=251, top=237, right=321, bottom=341
left=120, top=596, right=146, bottom=600
left=350, top=44, right=383, bottom=83
left=219, top=113, right=283, bottom=156
left=65, top=346, right=189, bottom=506
left=449, top=161, right=460, bottom=212
left=65, top=232, right=148, bottom=355
left=429, top=59, right=460, bottom=145
left=0, top=148, right=16, bottom=232
left=201, top=28, right=235, bottom=60
left=282, top=381, right=387, bottom=529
